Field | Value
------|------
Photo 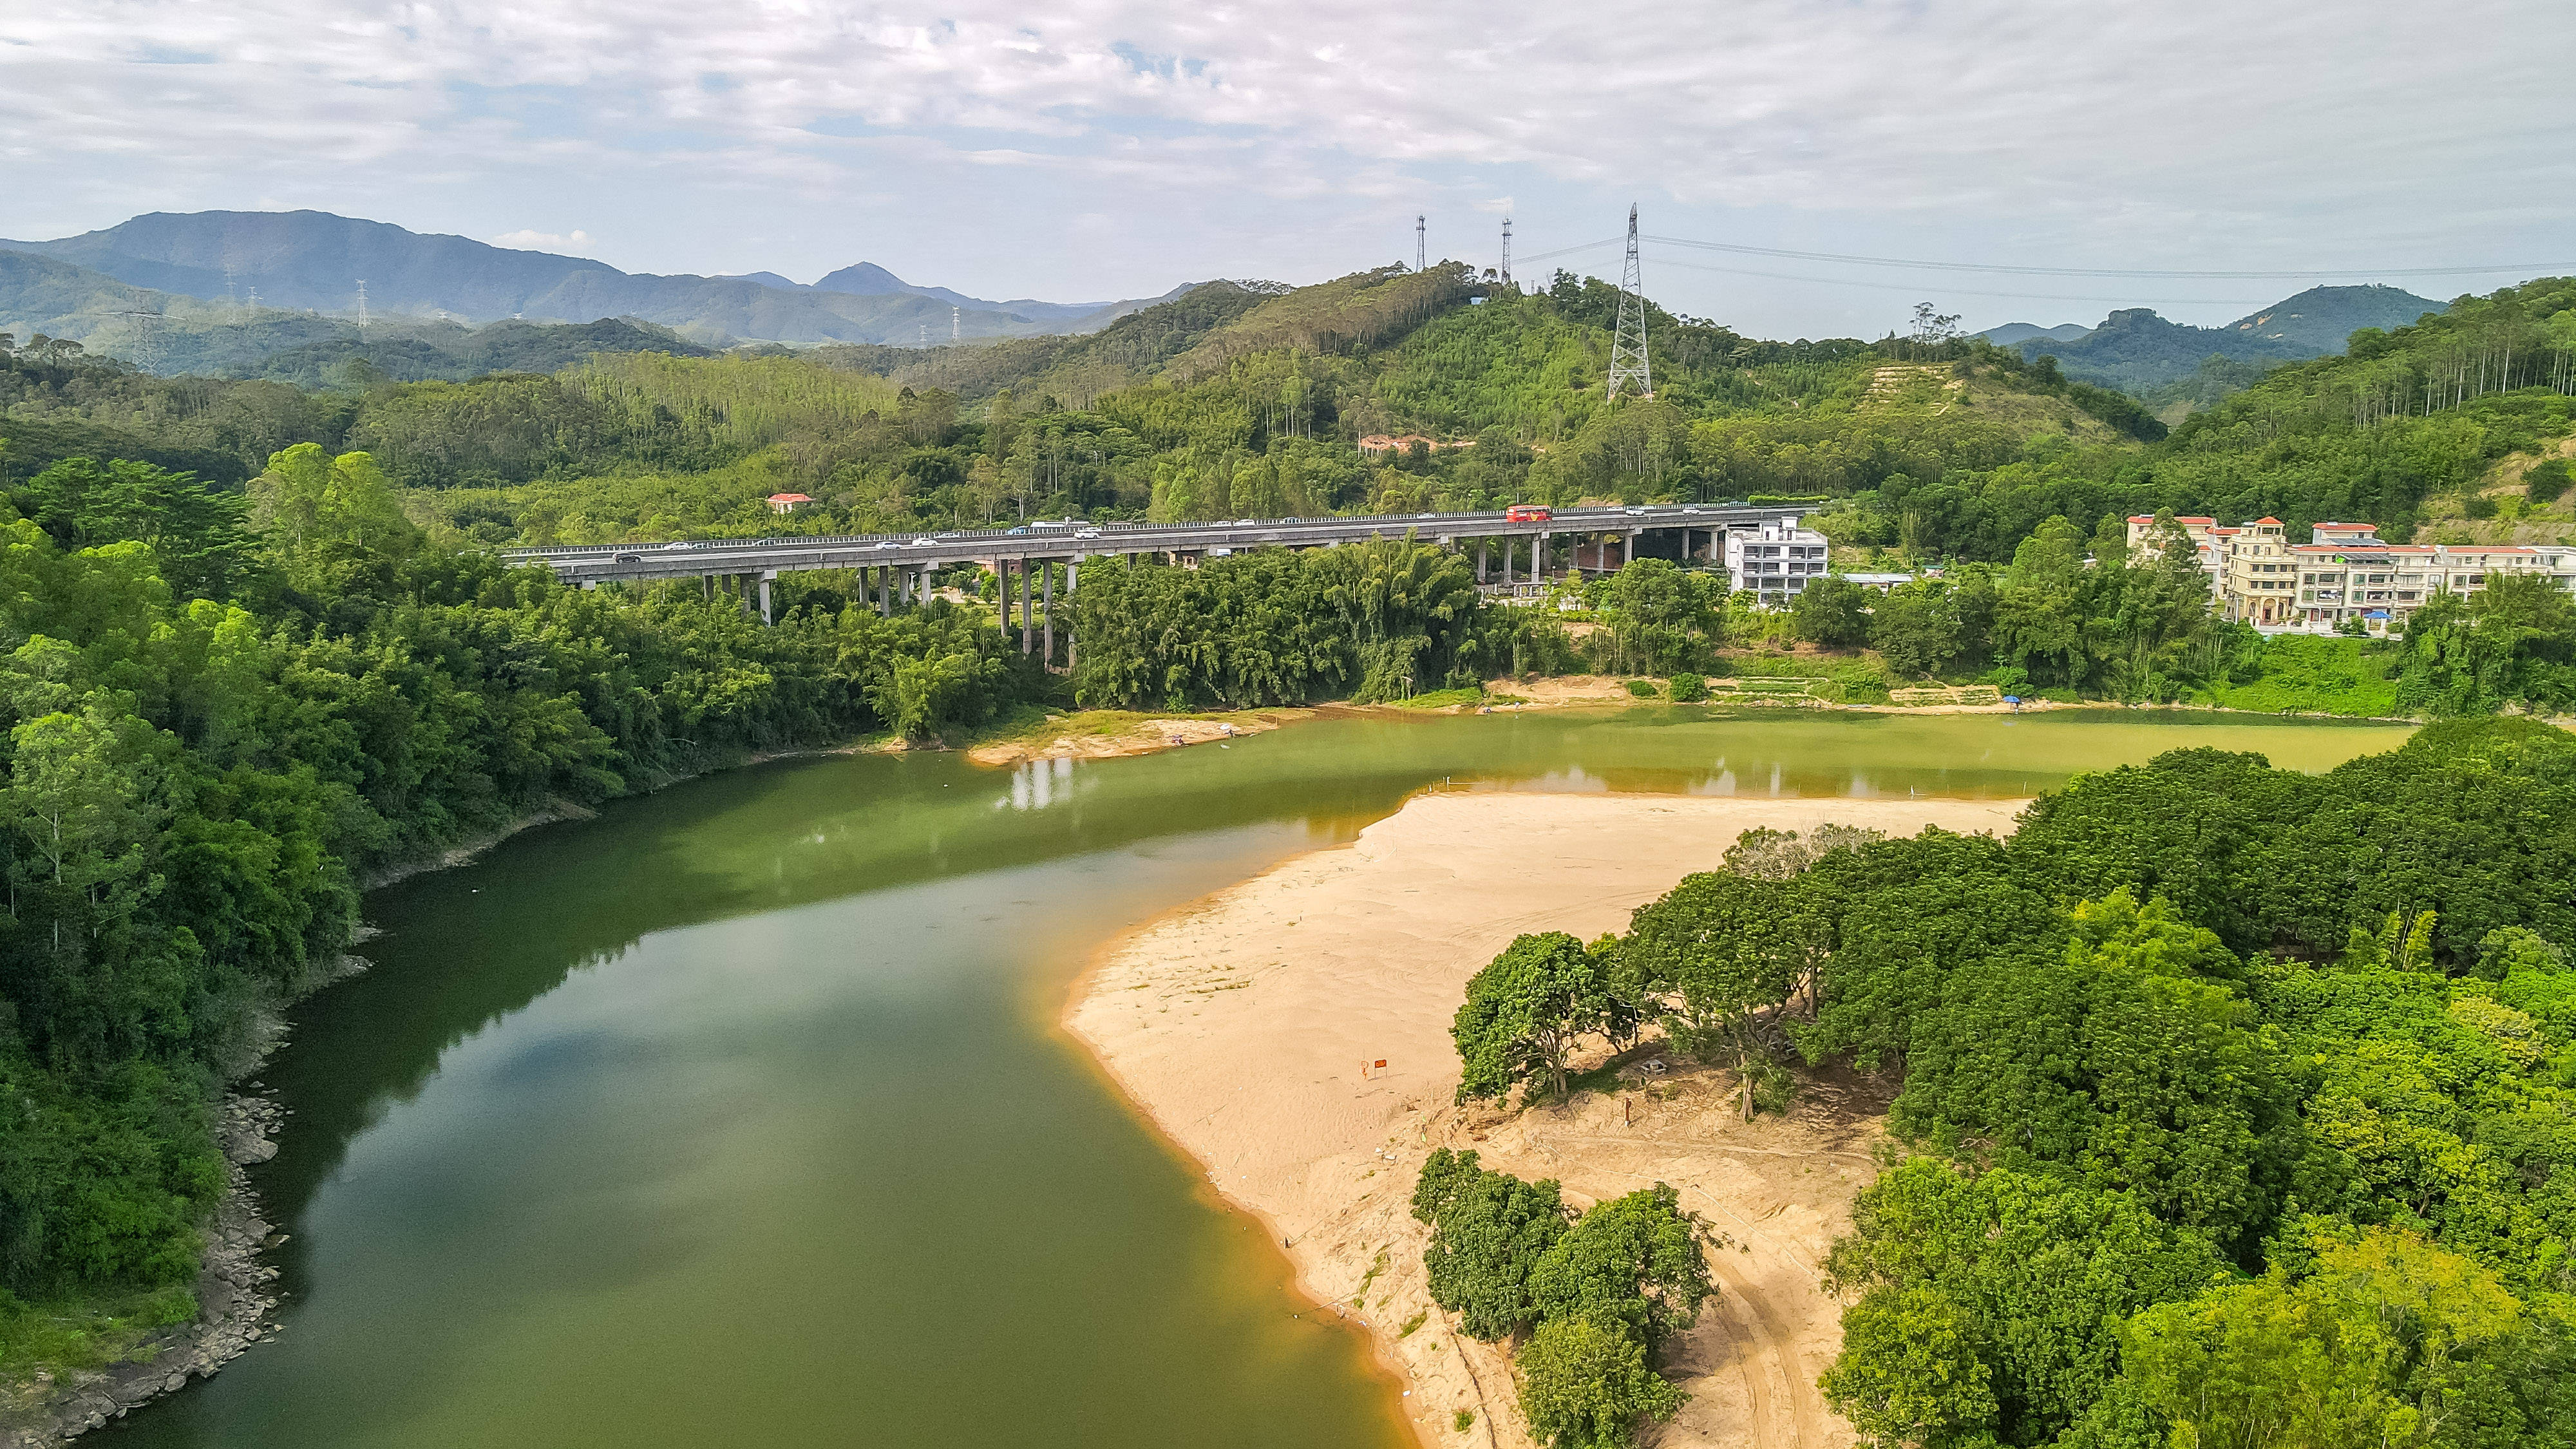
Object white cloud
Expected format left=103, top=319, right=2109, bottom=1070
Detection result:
left=2, top=0, right=2570, bottom=332
left=489, top=228, right=596, bottom=253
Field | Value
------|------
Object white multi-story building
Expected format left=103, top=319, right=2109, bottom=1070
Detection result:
left=2287, top=524, right=2576, bottom=633
left=1724, top=518, right=1831, bottom=605
left=2133, top=515, right=2576, bottom=634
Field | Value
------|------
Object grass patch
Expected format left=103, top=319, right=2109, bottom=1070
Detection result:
left=1710, top=650, right=1892, bottom=703
left=0, top=1285, right=198, bottom=1421
left=1454, top=1408, right=1475, bottom=1432
left=1383, top=687, right=1487, bottom=711
left=1399, top=1311, right=1429, bottom=1338
left=1352, top=1247, right=1390, bottom=1307
left=2202, top=636, right=2405, bottom=717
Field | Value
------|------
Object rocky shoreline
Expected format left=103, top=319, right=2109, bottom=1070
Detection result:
left=6, top=1097, right=287, bottom=1448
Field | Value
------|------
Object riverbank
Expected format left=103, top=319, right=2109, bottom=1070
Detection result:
left=1063, top=789, right=2029, bottom=1449
left=5, top=730, right=919, bottom=1441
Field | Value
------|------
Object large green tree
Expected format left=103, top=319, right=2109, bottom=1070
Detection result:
left=1453, top=931, right=1618, bottom=1103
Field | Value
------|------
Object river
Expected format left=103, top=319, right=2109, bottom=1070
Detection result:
left=107, top=707, right=2412, bottom=1449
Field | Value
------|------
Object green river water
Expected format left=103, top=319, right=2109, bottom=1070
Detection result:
left=106, top=707, right=2412, bottom=1449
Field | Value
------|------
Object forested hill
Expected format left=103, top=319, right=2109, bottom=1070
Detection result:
left=1817, top=276, right=2575, bottom=560
left=8, top=260, right=2568, bottom=568
left=2010, top=283, right=2445, bottom=395
left=185, top=261, right=2169, bottom=547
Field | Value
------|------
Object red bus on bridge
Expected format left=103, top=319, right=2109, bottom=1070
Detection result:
left=1504, top=504, right=1551, bottom=523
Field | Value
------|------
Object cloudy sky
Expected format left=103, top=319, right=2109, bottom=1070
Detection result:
left=5, top=0, right=2571, bottom=337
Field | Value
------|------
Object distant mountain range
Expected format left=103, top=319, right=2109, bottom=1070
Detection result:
left=1975, top=285, right=2445, bottom=394
left=0, top=210, right=1194, bottom=352
left=1976, top=321, right=2092, bottom=346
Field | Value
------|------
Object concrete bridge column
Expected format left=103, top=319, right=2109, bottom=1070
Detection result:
left=1625, top=530, right=1638, bottom=567
left=1531, top=533, right=1544, bottom=583
left=758, top=571, right=775, bottom=625
left=995, top=559, right=1009, bottom=634
left=1018, top=558, right=1033, bottom=654
left=876, top=565, right=889, bottom=616
left=1041, top=560, right=1055, bottom=667
left=1476, top=539, right=1488, bottom=582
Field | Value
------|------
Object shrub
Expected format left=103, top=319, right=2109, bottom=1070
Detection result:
left=1624, top=679, right=1657, bottom=698
left=1667, top=674, right=1709, bottom=702
left=2528, top=457, right=2572, bottom=506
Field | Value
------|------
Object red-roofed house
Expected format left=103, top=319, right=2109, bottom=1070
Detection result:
left=766, top=493, right=814, bottom=514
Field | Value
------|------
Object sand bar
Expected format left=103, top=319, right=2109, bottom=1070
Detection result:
left=1065, top=789, right=2029, bottom=1449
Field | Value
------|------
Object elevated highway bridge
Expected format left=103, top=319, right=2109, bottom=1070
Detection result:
left=502, top=502, right=1804, bottom=650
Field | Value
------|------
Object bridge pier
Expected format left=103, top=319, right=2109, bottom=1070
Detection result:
left=876, top=565, right=889, bottom=616
left=1018, top=559, right=1033, bottom=654
left=1531, top=533, right=1543, bottom=585
left=758, top=571, right=775, bottom=625
left=1476, top=539, right=1488, bottom=582
left=1041, top=560, right=1054, bottom=667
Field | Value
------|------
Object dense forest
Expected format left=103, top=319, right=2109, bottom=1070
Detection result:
left=1435, top=720, right=2576, bottom=1448
left=13, top=266, right=2571, bottom=571
left=0, top=440, right=1043, bottom=1386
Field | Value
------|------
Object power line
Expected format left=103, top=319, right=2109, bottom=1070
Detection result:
left=1643, top=233, right=2561, bottom=280
left=1515, top=236, right=1620, bottom=265
left=1643, top=253, right=2284, bottom=305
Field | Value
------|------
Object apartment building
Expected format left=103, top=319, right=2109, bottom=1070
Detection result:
left=2133, top=515, right=2576, bottom=633
left=1723, top=518, right=1831, bottom=605
left=2288, top=524, right=2576, bottom=632
left=2125, top=515, right=2230, bottom=598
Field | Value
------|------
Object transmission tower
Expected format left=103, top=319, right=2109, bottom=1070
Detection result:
left=951, top=306, right=960, bottom=343
left=1605, top=205, right=1653, bottom=401
left=355, top=279, right=370, bottom=335
left=1415, top=214, right=1426, bottom=272
left=111, top=308, right=166, bottom=373
left=223, top=261, right=240, bottom=321
left=1500, top=216, right=1513, bottom=289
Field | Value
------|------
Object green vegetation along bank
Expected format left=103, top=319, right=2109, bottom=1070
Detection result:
left=1430, top=719, right=2576, bottom=1449
left=0, top=439, right=1053, bottom=1414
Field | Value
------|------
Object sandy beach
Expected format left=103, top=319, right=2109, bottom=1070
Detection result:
left=1063, top=789, right=2029, bottom=1449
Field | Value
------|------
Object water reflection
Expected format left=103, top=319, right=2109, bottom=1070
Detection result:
left=1002, top=755, right=1081, bottom=811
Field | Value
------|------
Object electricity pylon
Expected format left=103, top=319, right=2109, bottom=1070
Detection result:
left=1605, top=205, right=1653, bottom=401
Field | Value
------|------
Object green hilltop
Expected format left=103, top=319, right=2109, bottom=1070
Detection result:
left=5, top=258, right=2570, bottom=566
